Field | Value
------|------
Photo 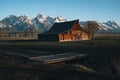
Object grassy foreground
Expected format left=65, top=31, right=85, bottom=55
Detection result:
left=0, top=36, right=120, bottom=80
left=0, top=36, right=120, bottom=57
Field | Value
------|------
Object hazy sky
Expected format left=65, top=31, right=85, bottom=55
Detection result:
left=0, top=0, right=120, bottom=22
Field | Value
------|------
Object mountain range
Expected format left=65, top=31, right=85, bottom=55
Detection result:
left=0, top=13, right=120, bottom=34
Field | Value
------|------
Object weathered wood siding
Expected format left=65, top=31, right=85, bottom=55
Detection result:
left=59, top=23, right=91, bottom=42
left=64, top=34, right=72, bottom=41
left=71, top=23, right=82, bottom=34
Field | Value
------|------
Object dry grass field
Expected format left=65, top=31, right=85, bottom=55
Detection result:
left=0, top=35, right=120, bottom=80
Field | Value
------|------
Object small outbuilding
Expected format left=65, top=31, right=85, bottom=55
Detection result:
left=38, top=20, right=91, bottom=42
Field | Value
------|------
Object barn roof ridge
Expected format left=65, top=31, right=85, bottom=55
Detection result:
left=44, top=19, right=80, bottom=34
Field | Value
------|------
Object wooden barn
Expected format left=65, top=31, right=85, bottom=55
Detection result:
left=38, top=20, right=91, bottom=42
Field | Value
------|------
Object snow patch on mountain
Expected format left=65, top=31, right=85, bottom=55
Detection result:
left=0, top=22, right=6, bottom=28
left=0, top=22, right=12, bottom=28
left=35, top=13, right=46, bottom=23
left=81, top=21, right=120, bottom=33
left=32, top=13, right=67, bottom=32
left=54, top=16, right=67, bottom=22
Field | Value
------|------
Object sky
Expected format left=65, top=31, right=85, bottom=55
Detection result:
left=0, top=0, right=120, bottom=22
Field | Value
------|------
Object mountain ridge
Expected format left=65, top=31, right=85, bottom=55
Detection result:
left=0, top=13, right=120, bottom=34
left=1, top=13, right=67, bottom=33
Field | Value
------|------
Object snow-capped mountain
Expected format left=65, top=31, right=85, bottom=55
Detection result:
left=2, top=15, right=37, bottom=32
left=3, top=15, right=33, bottom=25
left=32, top=13, right=53, bottom=32
left=0, top=21, right=8, bottom=28
left=81, top=21, right=120, bottom=34
left=54, top=16, right=67, bottom=22
left=32, top=13, right=67, bottom=32
left=0, top=13, right=67, bottom=33
left=0, top=13, right=120, bottom=34
left=97, top=21, right=120, bottom=33
left=0, top=21, right=16, bottom=32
